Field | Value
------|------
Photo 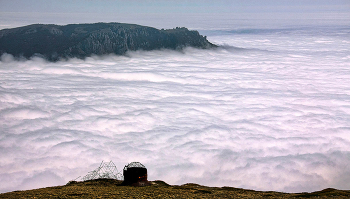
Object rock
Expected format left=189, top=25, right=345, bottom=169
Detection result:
left=0, top=22, right=216, bottom=61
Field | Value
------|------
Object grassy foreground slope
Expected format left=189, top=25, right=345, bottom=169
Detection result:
left=1, top=179, right=350, bottom=198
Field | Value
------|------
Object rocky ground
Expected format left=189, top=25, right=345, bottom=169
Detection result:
left=1, top=179, right=350, bottom=198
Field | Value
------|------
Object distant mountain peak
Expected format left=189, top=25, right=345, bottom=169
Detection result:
left=0, top=22, right=216, bottom=61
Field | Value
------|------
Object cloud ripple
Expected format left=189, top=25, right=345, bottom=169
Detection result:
left=1, top=31, right=350, bottom=193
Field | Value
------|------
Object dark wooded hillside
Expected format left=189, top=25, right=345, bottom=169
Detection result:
left=0, top=23, right=216, bottom=61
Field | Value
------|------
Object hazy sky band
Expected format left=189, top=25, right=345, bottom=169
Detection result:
left=1, top=0, right=350, bottom=14
left=1, top=0, right=349, bottom=30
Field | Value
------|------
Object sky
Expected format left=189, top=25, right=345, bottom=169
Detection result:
left=0, top=0, right=349, bottom=29
left=1, top=0, right=349, bottom=13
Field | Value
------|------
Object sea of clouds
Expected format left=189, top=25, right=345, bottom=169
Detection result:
left=1, top=27, right=350, bottom=193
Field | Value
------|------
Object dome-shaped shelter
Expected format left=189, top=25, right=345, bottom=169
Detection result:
left=123, top=162, right=150, bottom=186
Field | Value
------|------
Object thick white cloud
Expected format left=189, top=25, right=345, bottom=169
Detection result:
left=0, top=27, right=350, bottom=193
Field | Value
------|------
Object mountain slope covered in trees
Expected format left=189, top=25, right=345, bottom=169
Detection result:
left=0, top=22, right=216, bottom=61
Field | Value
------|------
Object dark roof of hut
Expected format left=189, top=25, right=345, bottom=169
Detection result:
left=123, top=162, right=146, bottom=171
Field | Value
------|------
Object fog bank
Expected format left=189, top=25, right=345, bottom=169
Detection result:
left=1, top=28, right=350, bottom=193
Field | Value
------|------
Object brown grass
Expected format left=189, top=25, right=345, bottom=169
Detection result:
left=1, top=179, right=350, bottom=198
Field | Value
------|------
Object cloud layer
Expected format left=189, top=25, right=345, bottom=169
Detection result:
left=1, top=28, right=350, bottom=193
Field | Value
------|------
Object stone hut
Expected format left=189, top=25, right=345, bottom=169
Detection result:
left=123, top=162, right=150, bottom=186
